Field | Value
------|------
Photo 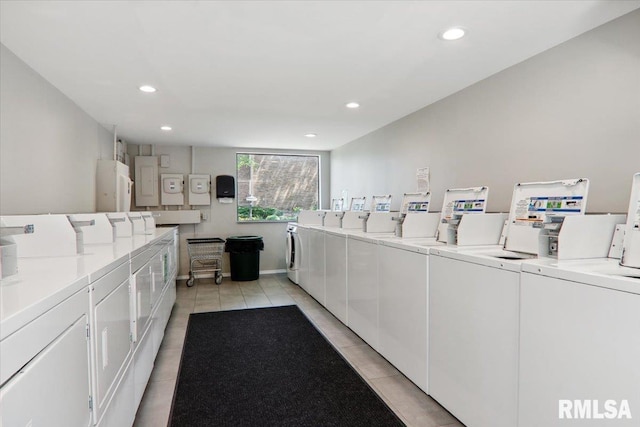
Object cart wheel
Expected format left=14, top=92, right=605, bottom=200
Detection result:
left=215, top=272, right=223, bottom=285
left=186, top=272, right=195, bottom=287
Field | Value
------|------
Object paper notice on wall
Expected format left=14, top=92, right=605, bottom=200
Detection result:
left=417, top=167, right=430, bottom=192
left=634, top=200, right=640, bottom=228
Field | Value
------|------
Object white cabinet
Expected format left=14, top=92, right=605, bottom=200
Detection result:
left=347, top=236, right=379, bottom=350
left=519, top=272, right=640, bottom=427
left=325, top=231, right=348, bottom=324
left=378, top=244, right=428, bottom=393
left=307, top=228, right=326, bottom=305
left=0, top=290, right=91, bottom=427
left=429, top=254, right=519, bottom=427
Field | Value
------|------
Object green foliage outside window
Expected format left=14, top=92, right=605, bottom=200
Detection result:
left=236, top=153, right=319, bottom=222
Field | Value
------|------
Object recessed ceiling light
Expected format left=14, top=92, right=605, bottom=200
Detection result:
left=139, top=85, right=157, bottom=93
left=160, top=126, right=172, bottom=131
left=304, top=133, right=317, bottom=138
left=439, top=27, right=466, bottom=41
left=346, top=102, right=360, bottom=109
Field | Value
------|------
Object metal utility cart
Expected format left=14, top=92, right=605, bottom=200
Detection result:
left=186, top=237, right=225, bottom=286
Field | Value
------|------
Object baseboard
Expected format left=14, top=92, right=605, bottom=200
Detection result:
left=177, top=269, right=286, bottom=280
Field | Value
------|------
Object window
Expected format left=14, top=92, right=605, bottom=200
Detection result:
left=236, top=153, right=319, bottom=222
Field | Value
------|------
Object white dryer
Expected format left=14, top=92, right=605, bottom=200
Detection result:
left=285, top=223, right=301, bottom=284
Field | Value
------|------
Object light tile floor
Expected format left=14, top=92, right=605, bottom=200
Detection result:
left=133, top=274, right=464, bottom=427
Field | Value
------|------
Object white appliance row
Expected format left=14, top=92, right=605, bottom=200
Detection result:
left=295, top=225, right=435, bottom=393
left=0, top=214, right=179, bottom=427
left=290, top=175, right=640, bottom=427
left=293, top=224, right=638, bottom=427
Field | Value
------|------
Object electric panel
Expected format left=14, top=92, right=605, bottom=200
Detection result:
left=134, top=156, right=159, bottom=207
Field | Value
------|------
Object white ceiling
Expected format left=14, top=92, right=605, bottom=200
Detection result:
left=1, top=1, right=638, bottom=151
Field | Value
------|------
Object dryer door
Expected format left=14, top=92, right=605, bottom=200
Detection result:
left=289, top=232, right=302, bottom=271
left=286, top=231, right=294, bottom=269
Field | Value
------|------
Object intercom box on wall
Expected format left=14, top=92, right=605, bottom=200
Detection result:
left=188, top=174, right=211, bottom=205
left=216, top=175, right=235, bottom=199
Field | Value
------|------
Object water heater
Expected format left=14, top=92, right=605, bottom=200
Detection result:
left=96, top=160, right=132, bottom=212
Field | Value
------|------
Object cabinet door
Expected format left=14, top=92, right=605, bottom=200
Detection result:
left=0, top=316, right=91, bottom=427
left=519, top=273, right=640, bottom=427
left=347, top=238, right=379, bottom=349
left=378, top=246, right=428, bottom=392
left=93, top=279, right=133, bottom=420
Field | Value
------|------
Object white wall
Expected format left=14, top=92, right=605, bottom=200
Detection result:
left=0, top=44, right=113, bottom=215
left=331, top=11, right=640, bottom=214
left=127, top=144, right=330, bottom=275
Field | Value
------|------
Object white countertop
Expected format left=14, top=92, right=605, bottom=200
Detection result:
left=377, top=236, right=444, bottom=254
left=429, top=245, right=531, bottom=272
left=521, top=257, right=640, bottom=295
left=309, top=225, right=442, bottom=252
left=0, top=228, right=175, bottom=341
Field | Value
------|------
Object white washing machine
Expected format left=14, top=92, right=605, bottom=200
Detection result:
left=517, top=172, right=640, bottom=427
left=428, top=178, right=591, bottom=427
left=285, top=223, right=301, bottom=284
left=518, top=258, right=639, bottom=427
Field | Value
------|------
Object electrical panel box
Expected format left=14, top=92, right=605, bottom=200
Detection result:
left=161, top=174, right=184, bottom=206
left=134, top=156, right=159, bottom=207
left=188, top=174, right=211, bottom=206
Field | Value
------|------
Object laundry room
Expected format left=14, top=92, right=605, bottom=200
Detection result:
left=1, top=2, right=639, bottom=427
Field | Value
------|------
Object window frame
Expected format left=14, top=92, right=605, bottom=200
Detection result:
left=235, top=152, right=321, bottom=223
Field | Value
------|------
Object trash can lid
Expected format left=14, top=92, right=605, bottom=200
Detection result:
left=226, top=235, right=262, bottom=241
